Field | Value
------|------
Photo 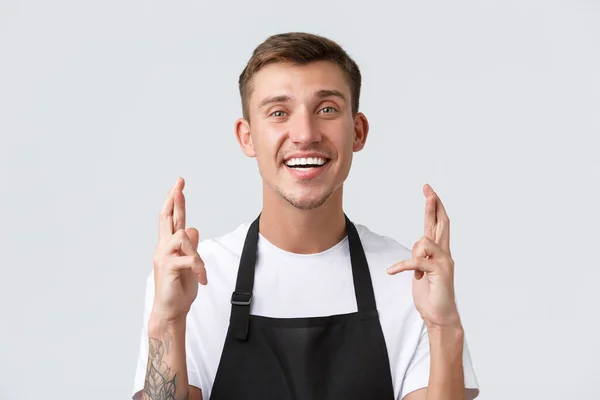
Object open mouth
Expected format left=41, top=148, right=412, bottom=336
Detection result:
left=284, top=157, right=330, bottom=170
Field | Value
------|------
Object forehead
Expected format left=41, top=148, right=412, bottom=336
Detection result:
left=248, top=60, right=350, bottom=106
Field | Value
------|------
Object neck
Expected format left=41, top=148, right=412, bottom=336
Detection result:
left=259, top=186, right=347, bottom=254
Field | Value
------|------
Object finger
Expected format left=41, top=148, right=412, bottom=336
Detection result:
left=185, top=227, right=206, bottom=284
left=186, top=227, right=200, bottom=250
left=195, top=258, right=208, bottom=286
left=162, top=230, right=207, bottom=285
left=411, top=241, right=425, bottom=279
left=166, top=229, right=196, bottom=256
left=158, top=184, right=177, bottom=241
left=423, top=183, right=436, bottom=241
left=427, top=185, right=451, bottom=253
left=411, top=238, right=443, bottom=280
left=386, top=257, right=439, bottom=275
left=413, top=236, right=443, bottom=260
left=173, top=177, right=186, bottom=233
left=167, top=254, right=206, bottom=282
left=184, top=227, right=206, bottom=284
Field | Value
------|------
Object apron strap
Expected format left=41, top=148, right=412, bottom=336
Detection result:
left=229, top=215, right=260, bottom=341
left=345, top=215, right=377, bottom=312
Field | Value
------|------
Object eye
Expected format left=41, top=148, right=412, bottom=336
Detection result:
left=270, top=110, right=287, bottom=118
left=319, top=106, right=337, bottom=114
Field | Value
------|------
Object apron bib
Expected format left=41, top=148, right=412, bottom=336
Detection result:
left=209, top=214, right=395, bottom=400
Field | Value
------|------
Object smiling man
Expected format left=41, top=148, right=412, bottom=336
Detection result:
left=132, top=32, right=480, bottom=400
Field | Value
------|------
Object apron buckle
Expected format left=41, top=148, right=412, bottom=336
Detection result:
left=231, top=291, right=253, bottom=306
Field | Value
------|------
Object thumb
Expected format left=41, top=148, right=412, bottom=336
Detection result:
left=186, top=227, right=200, bottom=250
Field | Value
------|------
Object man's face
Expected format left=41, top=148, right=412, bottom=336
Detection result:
left=236, top=60, right=368, bottom=210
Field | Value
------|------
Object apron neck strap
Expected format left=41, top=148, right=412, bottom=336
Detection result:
left=345, top=214, right=378, bottom=313
left=228, top=213, right=378, bottom=341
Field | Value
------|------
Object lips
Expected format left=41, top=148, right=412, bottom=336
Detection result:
left=284, top=158, right=331, bottom=180
left=284, top=156, right=329, bottom=168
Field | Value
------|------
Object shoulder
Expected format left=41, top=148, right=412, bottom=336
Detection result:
left=197, top=221, right=252, bottom=263
left=353, top=222, right=412, bottom=264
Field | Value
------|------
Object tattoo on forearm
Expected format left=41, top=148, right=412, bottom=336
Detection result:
left=143, top=330, right=189, bottom=400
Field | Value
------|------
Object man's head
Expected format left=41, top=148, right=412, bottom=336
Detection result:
left=235, top=32, right=369, bottom=211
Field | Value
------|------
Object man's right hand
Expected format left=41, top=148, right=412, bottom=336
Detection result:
left=151, top=177, right=207, bottom=323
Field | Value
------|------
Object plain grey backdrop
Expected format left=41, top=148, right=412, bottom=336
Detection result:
left=1, top=0, right=599, bottom=399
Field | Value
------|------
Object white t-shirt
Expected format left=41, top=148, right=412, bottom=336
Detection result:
left=132, top=221, right=480, bottom=399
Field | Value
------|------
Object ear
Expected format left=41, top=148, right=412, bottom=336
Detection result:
left=235, top=117, right=256, bottom=157
left=352, top=112, right=369, bottom=152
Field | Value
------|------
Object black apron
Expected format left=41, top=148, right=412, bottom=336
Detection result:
left=209, top=214, right=395, bottom=400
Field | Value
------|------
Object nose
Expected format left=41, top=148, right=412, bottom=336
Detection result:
left=287, top=109, right=322, bottom=146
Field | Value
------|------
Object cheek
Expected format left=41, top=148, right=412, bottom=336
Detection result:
left=331, top=122, right=357, bottom=153
left=252, top=125, right=285, bottom=161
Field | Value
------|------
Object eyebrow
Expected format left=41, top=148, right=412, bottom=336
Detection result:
left=257, top=89, right=347, bottom=109
left=315, top=89, right=346, bottom=102
left=258, top=95, right=290, bottom=109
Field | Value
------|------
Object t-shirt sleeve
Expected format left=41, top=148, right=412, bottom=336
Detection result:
left=130, top=271, right=203, bottom=399
left=400, top=322, right=480, bottom=400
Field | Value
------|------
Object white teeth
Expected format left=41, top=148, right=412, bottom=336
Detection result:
left=285, top=157, right=327, bottom=167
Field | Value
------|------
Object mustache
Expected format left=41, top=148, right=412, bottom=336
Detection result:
left=282, top=147, right=334, bottom=159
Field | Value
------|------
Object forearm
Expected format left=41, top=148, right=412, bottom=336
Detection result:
left=142, top=314, right=191, bottom=400
left=426, top=325, right=465, bottom=400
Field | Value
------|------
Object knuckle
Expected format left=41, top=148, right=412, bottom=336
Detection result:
left=193, top=252, right=202, bottom=264
left=412, top=242, right=419, bottom=257
left=152, top=249, right=166, bottom=264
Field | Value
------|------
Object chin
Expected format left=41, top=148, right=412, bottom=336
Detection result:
left=277, top=186, right=337, bottom=211
left=286, top=197, right=330, bottom=211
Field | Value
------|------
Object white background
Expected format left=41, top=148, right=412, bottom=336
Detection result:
left=1, top=0, right=598, bottom=399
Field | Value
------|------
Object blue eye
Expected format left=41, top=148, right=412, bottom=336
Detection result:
left=320, top=107, right=336, bottom=114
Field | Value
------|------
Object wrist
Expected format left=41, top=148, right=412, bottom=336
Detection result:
left=427, top=323, right=464, bottom=343
left=148, top=312, right=187, bottom=336
left=425, top=310, right=463, bottom=334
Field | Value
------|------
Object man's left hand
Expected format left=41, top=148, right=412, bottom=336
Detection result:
left=387, top=184, right=462, bottom=331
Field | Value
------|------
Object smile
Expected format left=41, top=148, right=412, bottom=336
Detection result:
left=284, top=157, right=329, bottom=169
left=283, top=157, right=331, bottom=180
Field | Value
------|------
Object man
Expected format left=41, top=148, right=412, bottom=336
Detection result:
left=132, top=32, right=480, bottom=400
